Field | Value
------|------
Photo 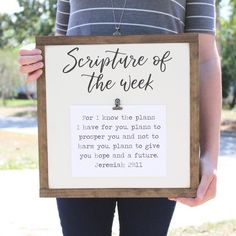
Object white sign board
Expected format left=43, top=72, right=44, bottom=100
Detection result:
left=36, top=34, right=199, bottom=197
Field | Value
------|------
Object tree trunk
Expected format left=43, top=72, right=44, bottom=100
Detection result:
left=230, top=84, right=236, bottom=109
left=1, top=93, right=7, bottom=106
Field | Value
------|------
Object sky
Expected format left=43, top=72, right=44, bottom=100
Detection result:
left=0, top=0, right=21, bottom=14
left=0, top=0, right=231, bottom=18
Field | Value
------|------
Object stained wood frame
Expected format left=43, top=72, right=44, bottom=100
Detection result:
left=36, top=34, right=199, bottom=198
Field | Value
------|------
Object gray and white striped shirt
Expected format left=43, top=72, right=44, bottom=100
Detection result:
left=56, top=0, right=215, bottom=36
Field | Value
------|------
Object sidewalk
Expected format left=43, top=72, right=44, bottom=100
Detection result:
left=0, top=115, right=37, bottom=134
left=0, top=170, right=60, bottom=236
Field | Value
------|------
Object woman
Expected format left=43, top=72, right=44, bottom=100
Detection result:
left=18, top=1, right=221, bottom=235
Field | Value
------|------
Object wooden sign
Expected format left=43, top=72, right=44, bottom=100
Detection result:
left=36, top=34, right=199, bottom=198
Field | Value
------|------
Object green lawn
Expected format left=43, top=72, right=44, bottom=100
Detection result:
left=0, top=98, right=37, bottom=107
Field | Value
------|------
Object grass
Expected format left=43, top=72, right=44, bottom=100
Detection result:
left=169, top=220, right=236, bottom=236
left=0, top=98, right=37, bottom=107
left=221, top=107, right=236, bottom=131
left=221, top=108, right=236, bottom=121
left=0, top=100, right=37, bottom=169
left=0, top=99, right=37, bottom=117
left=0, top=100, right=38, bottom=169
left=111, top=220, right=236, bottom=236
left=0, top=130, right=38, bottom=170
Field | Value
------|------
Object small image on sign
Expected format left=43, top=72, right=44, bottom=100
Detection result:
left=70, top=105, right=166, bottom=178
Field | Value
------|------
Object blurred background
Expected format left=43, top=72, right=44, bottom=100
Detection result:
left=0, top=0, right=235, bottom=235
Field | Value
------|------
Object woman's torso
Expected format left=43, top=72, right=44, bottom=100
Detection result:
left=56, top=0, right=215, bottom=36
left=66, top=0, right=186, bottom=36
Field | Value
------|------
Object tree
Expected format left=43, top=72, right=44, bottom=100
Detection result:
left=220, top=0, right=236, bottom=107
left=0, top=0, right=57, bottom=48
left=0, top=49, right=23, bottom=105
left=13, top=0, right=57, bottom=45
left=0, top=13, right=16, bottom=48
left=0, top=0, right=57, bottom=105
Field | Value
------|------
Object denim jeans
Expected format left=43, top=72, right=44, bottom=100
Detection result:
left=57, top=198, right=176, bottom=236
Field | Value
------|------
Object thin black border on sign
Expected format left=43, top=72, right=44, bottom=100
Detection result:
left=36, top=34, right=199, bottom=198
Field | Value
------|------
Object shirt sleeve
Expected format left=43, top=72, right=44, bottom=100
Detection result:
left=185, top=0, right=216, bottom=34
left=56, top=0, right=70, bottom=35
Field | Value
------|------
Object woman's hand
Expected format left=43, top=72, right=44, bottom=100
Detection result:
left=169, top=156, right=217, bottom=207
left=18, top=46, right=44, bottom=81
left=169, top=34, right=220, bottom=207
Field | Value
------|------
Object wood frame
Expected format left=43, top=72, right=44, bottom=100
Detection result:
left=36, top=34, right=199, bottom=198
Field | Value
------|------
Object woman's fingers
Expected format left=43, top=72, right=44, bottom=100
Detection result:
left=28, top=69, right=43, bottom=82
left=18, top=46, right=43, bottom=81
left=19, top=48, right=42, bottom=56
left=196, top=171, right=215, bottom=200
left=176, top=175, right=216, bottom=207
left=20, top=61, right=44, bottom=74
left=18, top=54, right=43, bottom=66
left=168, top=157, right=217, bottom=207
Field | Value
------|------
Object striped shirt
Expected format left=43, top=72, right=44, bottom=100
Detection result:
left=56, top=0, right=215, bottom=36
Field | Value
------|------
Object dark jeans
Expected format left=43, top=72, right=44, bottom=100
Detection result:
left=57, top=198, right=176, bottom=236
